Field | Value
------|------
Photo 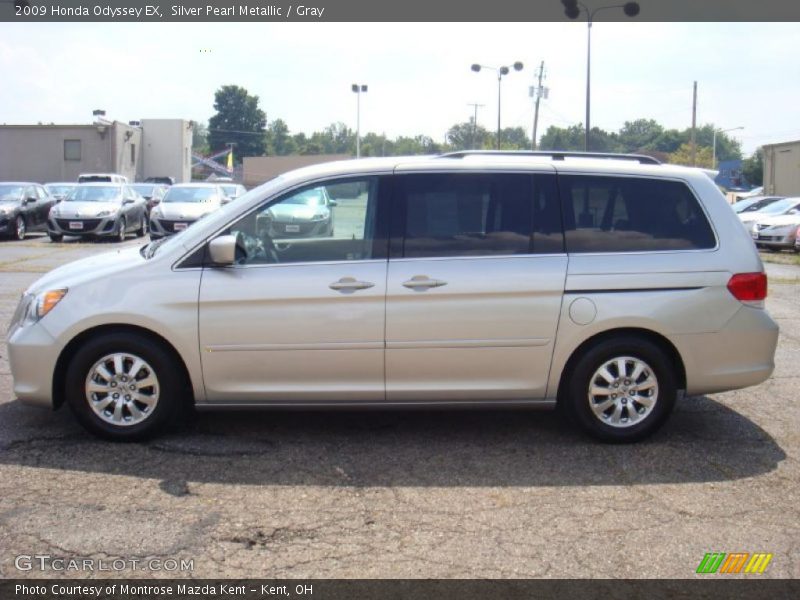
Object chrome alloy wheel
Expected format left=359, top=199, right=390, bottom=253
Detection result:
left=588, top=356, right=658, bottom=428
left=85, top=353, right=160, bottom=426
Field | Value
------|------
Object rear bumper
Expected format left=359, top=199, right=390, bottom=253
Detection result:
left=673, top=305, right=779, bottom=396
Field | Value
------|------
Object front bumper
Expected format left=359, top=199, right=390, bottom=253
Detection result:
left=0, top=214, right=14, bottom=234
left=7, top=317, right=60, bottom=409
left=48, top=215, right=120, bottom=237
left=149, top=216, right=197, bottom=239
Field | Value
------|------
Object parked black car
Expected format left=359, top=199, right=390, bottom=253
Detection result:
left=131, top=183, right=170, bottom=217
left=144, top=176, right=175, bottom=186
left=0, top=182, right=56, bottom=240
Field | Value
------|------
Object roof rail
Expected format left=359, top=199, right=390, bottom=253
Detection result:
left=437, top=150, right=661, bottom=165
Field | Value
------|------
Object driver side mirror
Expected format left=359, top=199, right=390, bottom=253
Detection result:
left=328, top=199, right=338, bottom=207
left=208, top=235, right=237, bottom=266
left=26, top=196, right=37, bottom=204
left=123, top=198, right=134, bottom=204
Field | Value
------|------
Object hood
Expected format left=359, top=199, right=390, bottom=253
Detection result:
left=52, top=201, right=121, bottom=218
left=156, top=202, right=218, bottom=220
left=26, top=246, right=145, bottom=296
left=739, top=212, right=770, bottom=225
left=755, top=214, right=800, bottom=227
left=267, top=204, right=329, bottom=222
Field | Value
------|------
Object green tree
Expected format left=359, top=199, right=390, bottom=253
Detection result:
left=191, top=122, right=209, bottom=155
left=208, top=85, right=267, bottom=159
left=538, top=124, right=585, bottom=151
left=447, top=119, right=490, bottom=150
left=265, top=119, right=297, bottom=155
left=618, top=118, right=664, bottom=152
left=499, top=127, right=530, bottom=150
left=742, top=148, right=764, bottom=186
left=667, top=143, right=714, bottom=168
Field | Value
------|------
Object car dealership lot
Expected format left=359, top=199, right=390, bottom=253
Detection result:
left=0, top=234, right=798, bottom=578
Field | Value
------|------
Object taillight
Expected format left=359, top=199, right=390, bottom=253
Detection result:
left=727, top=272, right=767, bottom=304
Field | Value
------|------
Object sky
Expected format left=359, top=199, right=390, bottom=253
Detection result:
left=1, top=22, right=799, bottom=155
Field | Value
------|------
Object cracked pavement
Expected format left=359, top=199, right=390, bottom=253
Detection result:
left=0, top=234, right=798, bottom=579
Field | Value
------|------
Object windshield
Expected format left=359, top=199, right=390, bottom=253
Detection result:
left=0, top=185, right=24, bottom=201
left=284, top=189, right=325, bottom=207
left=66, top=186, right=121, bottom=202
left=732, top=198, right=760, bottom=213
left=163, top=187, right=217, bottom=203
left=132, top=185, right=156, bottom=196
left=45, top=184, right=75, bottom=196
left=760, top=198, right=799, bottom=215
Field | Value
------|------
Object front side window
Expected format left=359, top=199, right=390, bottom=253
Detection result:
left=560, top=175, right=716, bottom=253
left=226, top=177, right=380, bottom=265
left=395, top=173, right=562, bottom=258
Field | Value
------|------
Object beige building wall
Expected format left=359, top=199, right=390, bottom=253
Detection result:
left=0, top=122, right=140, bottom=183
left=140, top=119, right=193, bottom=183
left=763, top=140, right=800, bottom=196
left=243, top=155, right=351, bottom=188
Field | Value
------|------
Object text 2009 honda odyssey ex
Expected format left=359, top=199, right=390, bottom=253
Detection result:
left=7, top=152, right=779, bottom=442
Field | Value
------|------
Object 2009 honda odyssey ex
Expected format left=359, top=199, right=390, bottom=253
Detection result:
left=7, top=152, right=779, bottom=442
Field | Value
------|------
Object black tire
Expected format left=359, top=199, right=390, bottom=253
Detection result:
left=65, top=332, right=185, bottom=441
left=14, top=215, right=26, bottom=241
left=49, top=233, right=63, bottom=243
left=116, top=217, right=126, bottom=242
left=135, top=215, right=147, bottom=237
left=563, top=336, right=677, bottom=443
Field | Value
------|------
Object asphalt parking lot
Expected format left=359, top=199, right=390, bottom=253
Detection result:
left=0, top=233, right=798, bottom=579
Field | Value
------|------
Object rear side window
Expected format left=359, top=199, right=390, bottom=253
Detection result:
left=395, top=173, right=562, bottom=258
left=560, top=175, right=716, bottom=253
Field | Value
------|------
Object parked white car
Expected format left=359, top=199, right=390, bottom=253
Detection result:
left=739, top=197, right=800, bottom=229
left=148, top=183, right=226, bottom=239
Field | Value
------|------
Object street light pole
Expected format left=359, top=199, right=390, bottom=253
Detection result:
left=351, top=83, right=368, bottom=158
left=713, top=126, right=744, bottom=169
left=561, top=1, right=641, bottom=151
left=471, top=62, right=523, bottom=149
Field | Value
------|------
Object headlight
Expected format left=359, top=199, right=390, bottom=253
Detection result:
left=751, top=222, right=759, bottom=233
left=16, top=288, right=68, bottom=328
left=96, top=210, right=113, bottom=217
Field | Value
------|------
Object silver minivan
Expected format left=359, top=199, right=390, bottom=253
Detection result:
left=6, top=152, right=779, bottom=442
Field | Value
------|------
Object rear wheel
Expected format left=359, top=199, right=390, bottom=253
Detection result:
left=65, top=332, right=184, bottom=441
left=563, top=336, right=677, bottom=443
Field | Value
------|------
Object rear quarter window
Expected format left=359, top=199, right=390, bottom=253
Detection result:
left=560, top=175, right=716, bottom=253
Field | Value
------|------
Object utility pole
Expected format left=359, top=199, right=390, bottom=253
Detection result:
left=690, top=81, right=698, bottom=166
left=530, top=61, right=547, bottom=150
left=467, top=102, right=484, bottom=149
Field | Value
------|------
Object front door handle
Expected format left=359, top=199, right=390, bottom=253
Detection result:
left=329, top=277, right=375, bottom=293
left=402, top=275, right=447, bottom=290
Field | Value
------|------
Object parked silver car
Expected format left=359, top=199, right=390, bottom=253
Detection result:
left=257, top=186, right=336, bottom=238
left=148, top=183, right=225, bottom=240
left=7, top=152, right=779, bottom=443
left=751, top=201, right=800, bottom=251
left=46, top=183, right=147, bottom=242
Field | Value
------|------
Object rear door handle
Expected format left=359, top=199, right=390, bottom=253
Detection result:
left=402, top=275, right=447, bottom=290
left=329, top=277, right=375, bottom=293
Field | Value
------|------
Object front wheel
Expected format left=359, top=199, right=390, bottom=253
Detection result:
left=135, top=215, right=147, bottom=237
left=49, top=233, right=63, bottom=243
left=65, top=333, right=185, bottom=441
left=14, top=215, right=26, bottom=241
left=115, top=217, right=126, bottom=242
left=563, top=336, right=677, bottom=443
